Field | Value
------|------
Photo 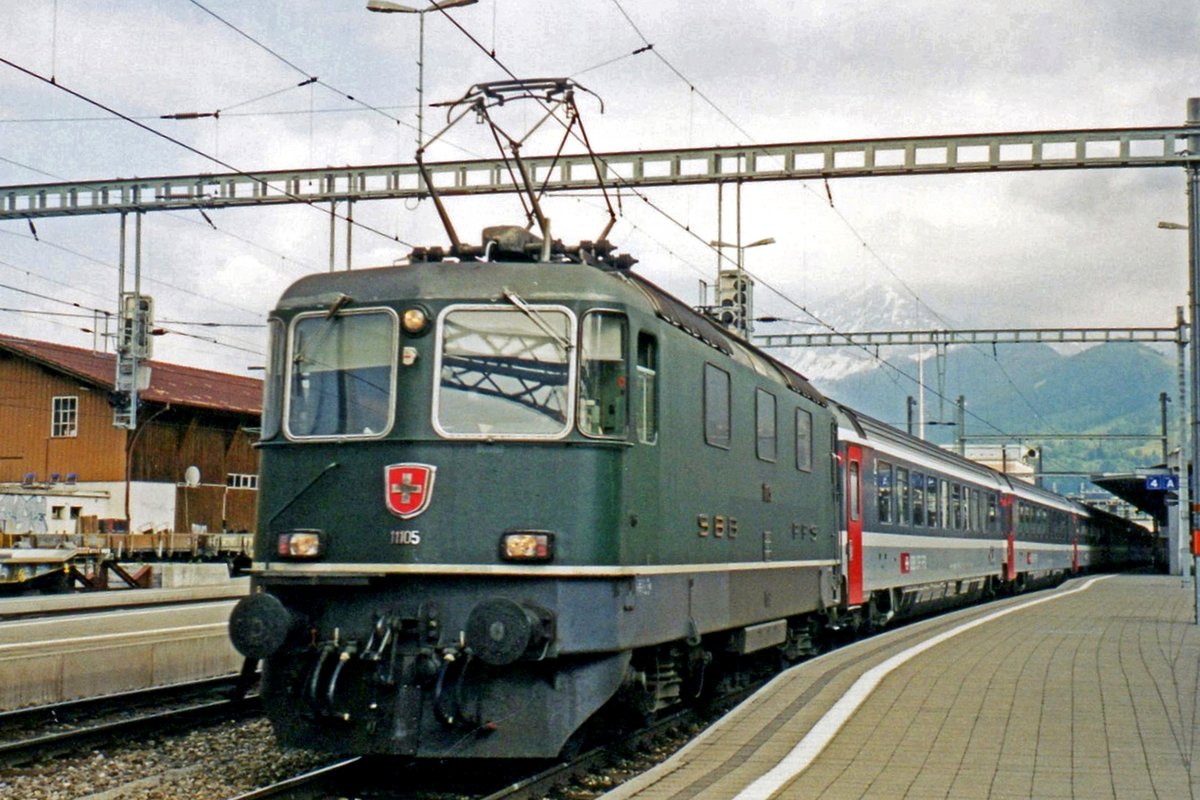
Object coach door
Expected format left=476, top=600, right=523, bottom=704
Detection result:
left=1002, top=494, right=1017, bottom=581
left=846, top=444, right=864, bottom=605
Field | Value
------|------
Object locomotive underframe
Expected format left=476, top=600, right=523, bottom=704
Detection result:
left=254, top=562, right=837, bottom=758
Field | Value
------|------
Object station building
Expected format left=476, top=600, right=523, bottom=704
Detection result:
left=0, top=334, right=262, bottom=537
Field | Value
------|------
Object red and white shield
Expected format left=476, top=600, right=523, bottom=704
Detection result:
left=385, top=463, right=437, bottom=519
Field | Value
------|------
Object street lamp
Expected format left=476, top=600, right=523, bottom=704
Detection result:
left=367, top=0, right=478, bottom=150
left=709, top=236, right=777, bottom=268
left=1160, top=218, right=1194, bottom=588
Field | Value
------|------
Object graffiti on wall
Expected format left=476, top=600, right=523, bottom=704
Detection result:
left=0, top=495, right=48, bottom=534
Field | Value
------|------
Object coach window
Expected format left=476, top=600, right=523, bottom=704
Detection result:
left=436, top=305, right=574, bottom=438
left=896, top=466, right=910, bottom=525
left=704, top=364, right=731, bottom=449
left=987, top=493, right=999, bottom=532
left=926, top=475, right=939, bottom=528
left=636, top=332, right=658, bottom=445
left=287, top=308, right=396, bottom=439
left=756, top=389, right=777, bottom=461
left=795, top=408, right=813, bottom=471
left=951, top=483, right=963, bottom=530
left=877, top=460, right=893, bottom=523
left=911, top=471, right=925, bottom=526
left=579, top=312, right=628, bottom=438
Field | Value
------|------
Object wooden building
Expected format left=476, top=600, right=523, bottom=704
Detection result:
left=0, top=334, right=262, bottom=535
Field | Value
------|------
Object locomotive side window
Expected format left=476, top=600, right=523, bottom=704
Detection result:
left=795, top=408, right=812, bottom=471
left=578, top=312, right=628, bottom=438
left=755, top=389, right=777, bottom=462
left=436, top=306, right=574, bottom=438
left=911, top=471, right=925, bottom=526
left=286, top=309, right=396, bottom=439
left=261, top=318, right=284, bottom=440
left=895, top=466, right=910, bottom=525
left=704, top=364, right=731, bottom=449
left=876, top=460, right=893, bottom=523
left=636, top=333, right=658, bottom=445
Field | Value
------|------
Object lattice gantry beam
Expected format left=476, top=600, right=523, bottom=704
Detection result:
left=1, top=126, right=1197, bottom=219
left=753, top=326, right=1184, bottom=349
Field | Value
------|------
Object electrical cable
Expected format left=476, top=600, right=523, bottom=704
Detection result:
left=0, top=56, right=417, bottom=251
left=603, top=0, right=1043, bottom=436
left=423, top=14, right=1010, bottom=436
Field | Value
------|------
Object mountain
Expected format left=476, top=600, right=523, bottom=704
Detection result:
left=807, top=340, right=1177, bottom=476
left=774, top=282, right=937, bottom=383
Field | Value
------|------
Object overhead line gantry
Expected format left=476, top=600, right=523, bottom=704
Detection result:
left=0, top=126, right=1195, bottom=219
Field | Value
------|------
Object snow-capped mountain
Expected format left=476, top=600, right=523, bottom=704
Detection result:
left=761, top=281, right=936, bottom=384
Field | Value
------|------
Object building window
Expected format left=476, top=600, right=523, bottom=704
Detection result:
left=51, top=396, right=78, bottom=438
left=226, top=473, right=259, bottom=489
left=704, top=364, right=731, bottom=449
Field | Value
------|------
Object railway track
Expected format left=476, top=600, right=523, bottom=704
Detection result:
left=0, top=676, right=260, bottom=768
left=224, top=684, right=755, bottom=800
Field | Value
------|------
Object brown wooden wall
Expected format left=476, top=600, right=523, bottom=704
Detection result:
left=174, top=484, right=258, bottom=532
left=0, top=352, right=129, bottom=483
left=130, top=409, right=259, bottom=484
left=0, top=352, right=260, bottom=532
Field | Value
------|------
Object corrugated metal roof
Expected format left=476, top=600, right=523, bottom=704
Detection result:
left=0, top=334, right=262, bottom=416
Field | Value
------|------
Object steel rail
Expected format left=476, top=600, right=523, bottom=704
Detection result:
left=223, top=757, right=362, bottom=800
left=0, top=691, right=260, bottom=768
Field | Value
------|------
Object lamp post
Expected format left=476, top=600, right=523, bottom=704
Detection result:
left=1161, top=218, right=1195, bottom=590
left=366, top=0, right=478, bottom=150
left=709, top=236, right=777, bottom=268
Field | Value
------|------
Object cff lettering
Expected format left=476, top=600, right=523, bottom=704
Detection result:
left=390, top=530, right=421, bottom=546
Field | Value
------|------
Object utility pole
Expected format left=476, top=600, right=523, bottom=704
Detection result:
left=1186, top=98, right=1200, bottom=621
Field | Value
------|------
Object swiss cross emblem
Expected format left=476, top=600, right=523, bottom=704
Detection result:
left=385, top=463, right=437, bottom=519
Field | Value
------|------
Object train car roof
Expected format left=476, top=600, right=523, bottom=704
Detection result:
left=619, top=270, right=825, bottom=406
left=831, top=401, right=1083, bottom=515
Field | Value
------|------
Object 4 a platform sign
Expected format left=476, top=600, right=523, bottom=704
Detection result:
left=1145, top=475, right=1179, bottom=492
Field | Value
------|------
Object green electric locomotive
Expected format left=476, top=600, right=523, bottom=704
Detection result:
left=230, top=231, right=841, bottom=758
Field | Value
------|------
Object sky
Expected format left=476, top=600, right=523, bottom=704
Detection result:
left=1, top=0, right=1198, bottom=380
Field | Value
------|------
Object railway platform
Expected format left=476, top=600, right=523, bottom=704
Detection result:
left=603, top=574, right=1200, bottom=799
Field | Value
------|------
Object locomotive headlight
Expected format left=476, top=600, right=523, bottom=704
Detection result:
left=500, top=531, right=554, bottom=562
left=401, top=306, right=429, bottom=335
left=277, top=529, right=324, bottom=559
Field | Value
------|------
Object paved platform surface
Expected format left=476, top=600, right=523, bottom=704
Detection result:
left=603, top=574, right=1200, bottom=799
